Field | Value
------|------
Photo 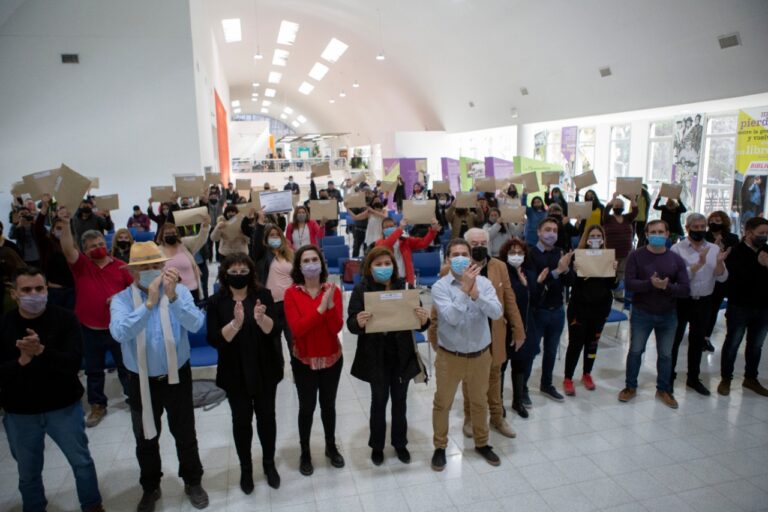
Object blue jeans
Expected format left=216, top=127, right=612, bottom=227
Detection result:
left=534, top=306, right=566, bottom=389
left=82, top=325, right=129, bottom=406
left=3, top=402, right=101, bottom=511
left=721, top=303, right=768, bottom=380
left=625, top=307, right=677, bottom=392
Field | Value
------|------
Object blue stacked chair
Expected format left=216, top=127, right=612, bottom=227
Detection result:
left=188, top=317, right=217, bottom=367
left=321, top=235, right=345, bottom=247
left=412, top=252, right=442, bottom=287
left=323, top=245, right=350, bottom=274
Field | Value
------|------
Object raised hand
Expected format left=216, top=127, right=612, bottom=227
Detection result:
left=716, top=247, right=732, bottom=265
left=460, top=263, right=480, bottom=295
left=557, top=250, right=574, bottom=274
left=698, top=247, right=710, bottom=266
left=537, top=267, right=550, bottom=284
left=233, top=300, right=245, bottom=329
left=163, top=268, right=179, bottom=299
left=357, top=311, right=373, bottom=328
left=253, top=299, right=267, bottom=322
left=517, top=267, right=528, bottom=287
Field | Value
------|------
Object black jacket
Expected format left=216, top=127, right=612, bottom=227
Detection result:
left=347, top=277, right=428, bottom=384
left=725, top=241, right=768, bottom=307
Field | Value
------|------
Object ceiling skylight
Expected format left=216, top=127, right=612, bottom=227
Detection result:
left=231, top=100, right=240, bottom=107
left=260, top=108, right=269, bottom=114
left=233, top=107, right=242, bottom=114
left=298, top=82, right=314, bottom=95
left=308, top=62, right=329, bottom=81
left=262, top=100, right=272, bottom=106
left=280, top=113, right=288, bottom=120
left=291, top=120, right=300, bottom=128
left=264, top=88, right=277, bottom=98
left=221, top=19, right=242, bottom=43
left=284, top=106, right=294, bottom=114
left=268, top=71, right=282, bottom=84
left=272, top=49, right=289, bottom=67
left=297, top=115, right=307, bottom=123
left=321, top=38, right=348, bottom=63
left=276, top=20, right=300, bottom=46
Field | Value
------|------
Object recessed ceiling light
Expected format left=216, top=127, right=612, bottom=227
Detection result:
left=329, top=98, right=335, bottom=104
left=231, top=100, right=240, bottom=107
left=339, top=90, right=346, bottom=98
left=297, top=115, right=307, bottom=123
left=252, top=82, right=260, bottom=87
left=251, top=92, right=259, bottom=97
left=376, top=52, right=386, bottom=61
left=280, top=113, right=287, bottom=120
left=291, top=120, right=300, bottom=128
left=268, top=71, right=282, bottom=84
left=251, top=98, right=259, bottom=102
left=284, top=106, right=294, bottom=114
left=221, top=19, right=242, bottom=43
left=308, top=62, right=329, bottom=81
left=277, top=20, right=300, bottom=46
left=298, top=82, right=314, bottom=95
left=264, top=88, right=276, bottom=97
left=233, top=107, right=242, bottom=114
left=262, top=100, right=272, bottom=106
left=321, top=38, right=348, bottom=63
left=272, top=49, right=289, bottom=67
left=352, top=80, right=360, bottom=88
left=260, top=107, right=269, bottom=113
left=253, top=51, right=263, bottom=60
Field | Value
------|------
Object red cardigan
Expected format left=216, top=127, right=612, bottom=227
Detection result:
left=284, top=283, right=343, bottom=369
left=375, top=227, right=438, bottom=285
left=285, top=221, right=325, bottom=249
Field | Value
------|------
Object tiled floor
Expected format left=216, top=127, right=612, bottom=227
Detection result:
left=1, top=286, right=767, bottom=511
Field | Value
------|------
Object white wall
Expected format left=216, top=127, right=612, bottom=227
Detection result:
left=228, top=121, right=270, bottom=161
left=0, top=0, right=203, bottom=226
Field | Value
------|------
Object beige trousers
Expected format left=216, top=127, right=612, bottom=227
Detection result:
left=462, top=361, right=503, bottom=425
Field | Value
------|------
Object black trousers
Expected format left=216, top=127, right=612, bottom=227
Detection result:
left=704, top=285, right=726, bottom=340
left=291, top=356, right=343, bottom=449
left=500, top=358, right=535, bottom=404
left=127, top=364, right=203, bottom=492
left=273, top=301, right=294, bottom=353
left=635, top=221, right=647, bottom=247
left=352, top=228, right=366, bottom=258
left=672, top=296, right=713, bottom=382
left=369, top=365, right=410, bottom=451
left=197, top=262, right=209, bottom=300
left=564, top=303, right=609, bottom=379
left=227, top=386, right=278, bottom=471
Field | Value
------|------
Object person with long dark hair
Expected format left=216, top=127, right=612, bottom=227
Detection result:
left=702, top=211, right=739, bottom=351
left=207, top=253, right=282, bottom=493
left=347, top=246, right=430, bottom=465
left=283, top=245, right=345, bottom=476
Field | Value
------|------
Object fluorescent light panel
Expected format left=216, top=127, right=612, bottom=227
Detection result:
left=298, top=82, right=314, bottom=95
left=264, top=88, right=276, bottom=97
left=291, top=121, right=300, bottom=128
left=221, top=19, right=242, bottom=43
left=284, top=106, right=293, bottom=114
left=297, top=115, right=307, bottom=123
left=276, top=20, right=300, bottom=46
left=252, top=82, right=260, bottom=87
left=280, top=113, right=287, bottom=119
left=272, top=49, right=289, bottom=66
left=260, top=108, right=269, bottom=113
left=262, top=100, right=272, bottom=106
left=231, top=100, right=240, bottom=107
left=321, top=38, right=348, bottom=63
left=308, top=62, right=329, bottom=81
left=268, top=71, right=282, bottom=84
left=233, top=108, right=242, bottom=113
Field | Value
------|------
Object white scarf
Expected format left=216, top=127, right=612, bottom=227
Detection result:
left=131, top=285, right=179, bottom=440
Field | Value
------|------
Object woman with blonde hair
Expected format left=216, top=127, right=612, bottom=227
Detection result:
left=156, top=220, right=211, bottom=302
left=110, top=228, right=134, bottom=263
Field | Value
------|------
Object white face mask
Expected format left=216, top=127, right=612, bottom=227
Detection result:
left=507, top=254, right=524, bottom=268
left=587, top=238, right=603, bottom=249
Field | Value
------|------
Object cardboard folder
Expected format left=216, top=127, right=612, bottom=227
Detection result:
left=94, top=194, right=119, bottom=212
left=541, top=171, right=561, bottom=186
left=11, top=181, right=30, bottom=198
left=574, top=249, right=616, bottom=278
left=573, top=171, right=597, bottom=189
left=509, top=172, right=540, bottom=193
left=474, top=177, right=497, bottom=193
left=236, top=178, right=252, bottom=191
left=616, top=177, right=642, bottom=198
left=205, top=172, right=222, bottom=187
left=173, top=206, right=209, bottom=227
left=22, top=167, right=61, bottom=201
left=88, top=177, right=100, bottom=190
left=453, top=191, right=477, bottom=209
left=379, top=180, right=398, bottom=193
left=53, top=165, right=92, bottom=212
left=364, top=289, right=421, bottom=334
left=500, top=205, right=526, bottom=223
left=344, top=192, right=366, bottom=208
left=175, top=175, right=205, bottom=198
left=431, top=181, right=450, bottom=194
left=659, top=182, right=682, bottom=200
left=567, top=201, right=593, bottom=220
left=151, top=186, right=176, bottom=203
left=402, top=200, right=436, bottom=225
left=309, top=200, right=339, bottom=221
left=310, top=161, right=331, bottom=178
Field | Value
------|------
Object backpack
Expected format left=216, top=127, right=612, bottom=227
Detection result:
left=342, top=258, right=362, bottom=284
left=192, top=379, right=226, bottom=411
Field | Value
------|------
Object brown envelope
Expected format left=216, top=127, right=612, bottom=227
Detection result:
left=309, top=200, right=338, bottom=221
left=474, top=177, right=497, bottom=193
left=500, top=205, right=525, bottom=223
left=344, top=192, right=366, bottom=208
left=380, top=180, right=397, bottom=193
left=567, top=201, right=593, bottom=220
left=659, top=182, right=682, bottom=200
left=509, top=172, right=540, bottom=193
left=94, top=194, right=119, bottom=212
left=88, top=177, right=100, bottom=190
left=616, top=177, right=642, bottom=198
left=22, top=167, right=61, bottom=200
left=151, top=186, right=175, bottom=203
left=174, top=206, right=209, bottom=227
left=236, top=202, right=256, bottom=214
left=54, top=165, right=92, bottom=212
left=431, top=181, right=450, bottom=194
left=573, top=171, right=597, bottom=189
left=11, top=181, right=30, bottom=198
left=236, top=178, right=252, bottom=191
left=175, top=175, right=205, bottom=197
left=311, top=161, right=331, bottom=177
left=574, top=249, right=616, bottom=278
left=403, top=200, right=436, bottom=224
left=541, top=171, right=561, bottom=186
left=453, top=191, right=477, bottom=209
left=205, top=172, right=222, bottom=187
left=364, top=289, right=421, bottom=334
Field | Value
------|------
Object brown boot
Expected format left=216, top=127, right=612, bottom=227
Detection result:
left=656, top=390, right=679, bottom=409
left=618, top=388, right=636, bottom=402
left=743, top=378, right=768, bottom=397
left=86, top=404, right=107, bottom=428
left=717, top=379, right=731, bottom=396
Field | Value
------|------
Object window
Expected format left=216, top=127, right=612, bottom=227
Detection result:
left=646, top=120, right=674, bottom=196
left=608, top=124, right=631, bottom=195
left=700, top=115, right=737, bottom=215
left=576, top=127, right=596, bottom=176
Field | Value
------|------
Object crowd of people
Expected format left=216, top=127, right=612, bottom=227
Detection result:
left=1, top=174, right=767, bottom=512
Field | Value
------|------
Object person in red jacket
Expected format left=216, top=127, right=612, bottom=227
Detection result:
left=375, top=216, right=440, bottom=286
left=283, top=245, right=345, bottom=477
left=285, top=205, right=325, bottom=249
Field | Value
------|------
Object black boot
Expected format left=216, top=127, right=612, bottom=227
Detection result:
left=512, top=370, right=529, bottom=419
left=299, top=446, right=313, bottom=476
left=263, top=460, right=281, bottom=489
left=239, top=463, right=254, bottom=495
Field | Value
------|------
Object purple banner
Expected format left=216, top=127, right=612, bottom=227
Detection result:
left=561, top=126, right=577, bottom=164
left=441, top=157, right=461, bottom=194
left=484, top=157, right=515, bottom=181
left=399, top=158, right=423, bottom=199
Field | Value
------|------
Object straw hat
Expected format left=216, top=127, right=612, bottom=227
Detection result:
left=125, top=241, right=169, bottom=266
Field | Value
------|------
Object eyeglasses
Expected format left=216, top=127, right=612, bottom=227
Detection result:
left=226, top=270, right=250, bottom=276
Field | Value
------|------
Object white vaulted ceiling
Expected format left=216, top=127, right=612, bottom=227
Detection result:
left=209, top=0, right=768, bottom=137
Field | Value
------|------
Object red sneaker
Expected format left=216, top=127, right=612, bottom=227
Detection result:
left=582, top=373, right=596, bottom=391
left=563, top=378, right=575, bottom=396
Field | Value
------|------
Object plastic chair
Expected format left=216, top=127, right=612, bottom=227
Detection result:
left=134, top=231, right=156, bottom=242
left=189, top=317, right=218, bottom=367
left=323, top=245, right=350, bottom=274
left=605, top=289, right=634, bottom=337
left=413, top=330, right=432, bottom=381
left=412, top=252, right=442, bottom=288
left=321, top=235, right=345, bottom=247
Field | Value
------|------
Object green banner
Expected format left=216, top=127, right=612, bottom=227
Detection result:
left=513, top=156, right=562, bottom=200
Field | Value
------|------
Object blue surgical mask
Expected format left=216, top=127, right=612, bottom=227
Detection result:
left=382, top=227, right=396, bottom=238
left=450, top=256, right=471, bottom=275
left=139, top=269, right=162, bottom=288
left=19, top=294, right=47, bottom=315
left=540, top=232, right=558, bottom=246
left=372, top=266, right=394, bottom=283
left=268, top=238, right=282, bottom=248
left=648, top=234, right=667, bottom=248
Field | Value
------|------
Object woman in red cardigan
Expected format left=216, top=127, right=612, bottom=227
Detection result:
left=285, top=205, right=325, bottom=249
left=375, top=216, right=441, bottom=286
left=283, top=244, right=344, bottom=477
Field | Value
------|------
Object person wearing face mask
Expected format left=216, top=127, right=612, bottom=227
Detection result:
left=633, top=184, right=652, bottom=247
left=362, top=197, right=388, bottom=246
left=446, top=200, right=483, bottom=240
left=375, top=216, right=440, bottom=286
left=109, top=242, right=209, bottom=511
left=285, top=205, right=325, bottom=249
left=0, top=268, right=106, bottom=512
left=526, top=218, right=575, bottom=402
left=544, top=186, right=568, bottom=215
left=72, top=199, right=113, bottom=244
left=128, top=205, right=151, bottom=232
left=718, top=217, right=768, bottom=397
left=433, top=192, right=454, bottom=233
left=111, top=228, right=135, bottom=263
left=545, top=204, right=578, bottom=252
left=225, top=182, right=240, bottom=204
left=498, top=238, right=540, bottom=418
left=207, top=254, right=281, bottom=493
left=669, top=213, right=729, bottom=396
left=702, top=211, right=739, bottom=351
left=574, top=188, right=604, bottom=233
left=283, top=246, right=345, bottom=476
left=603, top=192, right=638, bottom=298
left=59, top=211, right=134, bottom=427
left=347, top=247, right=430, bottom=466
left=484, top=207, right=516, bottom=256
left=147, top=198, right=176, bottom=232
left=9, top=206, right=41, bottom=268
left=563, top=226, right=619, bottom=396
left=524, top=196, right=547, bottom=245
left=156, top=220, right=211, bottom=303
left=653, top=195, right=687, bottom=243
left=210, top=205, right=249, bottom=257
left=31, top=209, right=75, bottom=310
left=619, top=220, right=690, bottom=409
left=429, top=239, right=504, bottom=471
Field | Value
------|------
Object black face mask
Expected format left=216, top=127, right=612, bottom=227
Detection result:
left=81, top=207, right=92, bottom=215
left=164, top=235, right=178, bottom=245
left=116, top=240, right=131, bottom=250
left=227, top=273, right=250, bottom=290
left=708, top=223, right=722, bottom=232
left=532, top=204, right=543, bottom=211
left=613, top=208, right=624, bottom=215
left=209, top=198, right=218, bottom=205
left=456, top=208, right=468, bottom=216
left=688, top=230, right=706, bottom=242
left=471, top=246, right=488, bottom=262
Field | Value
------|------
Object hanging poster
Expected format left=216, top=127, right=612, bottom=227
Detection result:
left=512, top=156, right=561, bottom=200
left=561, top=126, right=578, bottom=171
left=484, top=157, right=515, bottom=181
left=459, top=156, right=483, bottom=192
left=672, top=113, right=706, bottom=207
left=732, top=107, right=768, bottom=231
left=440, top=158, right=461, bottom=194
left=533, top=131, right=547, bottom=161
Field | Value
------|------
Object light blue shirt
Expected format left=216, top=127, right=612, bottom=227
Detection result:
left=431, top=272, right=503, bottom=353
left=109, top=284, right=204, bottom=376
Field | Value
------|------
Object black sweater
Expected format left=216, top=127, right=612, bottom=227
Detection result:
left=0, top=305, right=84, bottom=414
left=725, top=241, right=768, bottom=307
left=527, top=245, right=575, bottom=309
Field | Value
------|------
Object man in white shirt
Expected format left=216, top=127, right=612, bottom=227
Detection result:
left=670, top=213, right=729, bottom=395
left=430, top=239, right=503, bottom=471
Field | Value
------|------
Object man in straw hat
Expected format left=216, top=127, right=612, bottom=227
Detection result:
left=109, top=242, right=208, bottom=511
